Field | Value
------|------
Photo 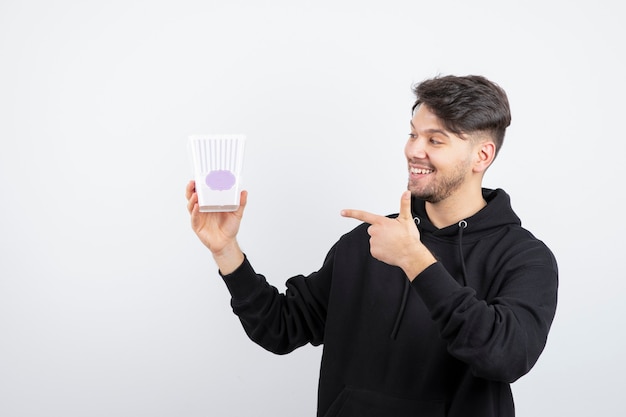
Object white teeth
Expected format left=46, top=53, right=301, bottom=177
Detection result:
left=410, top=167, right=433, bottom=174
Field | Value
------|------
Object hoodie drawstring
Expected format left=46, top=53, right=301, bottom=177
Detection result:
left=390, top=217, right=469, bottom=339
left=457, top=220, right=468, bottom=286
left=390, top=216, right=421, bottom=340
left=391, top=279, right=410, bottom=340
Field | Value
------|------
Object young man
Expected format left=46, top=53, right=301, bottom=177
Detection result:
left=185, top=75, right=558, bottom=417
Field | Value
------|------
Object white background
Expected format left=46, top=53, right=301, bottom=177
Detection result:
left=1, top=1, right=624, bottom=416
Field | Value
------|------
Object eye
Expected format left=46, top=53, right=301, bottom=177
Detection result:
left=408, top=133, right=417, bottom=139
left=429, top=137, right=443, bottom=145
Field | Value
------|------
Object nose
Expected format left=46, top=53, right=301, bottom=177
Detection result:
left=405, top=136, right=427, bottom=159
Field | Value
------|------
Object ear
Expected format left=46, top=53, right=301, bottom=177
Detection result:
left=473, top=140, right=496, bottom=174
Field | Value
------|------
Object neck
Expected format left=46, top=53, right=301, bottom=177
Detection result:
left=425, top=187, right=486, bottom=229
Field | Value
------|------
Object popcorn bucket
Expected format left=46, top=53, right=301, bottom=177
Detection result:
left=188, top=134, right=246, bottom=212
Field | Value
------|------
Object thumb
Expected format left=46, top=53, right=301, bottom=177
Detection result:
left=398, top=190, right=413, bottom=221
left=235, top=190, right=248, bottom=217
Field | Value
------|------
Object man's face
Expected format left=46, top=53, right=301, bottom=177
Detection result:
left=405, top=104, right=474, bottom=203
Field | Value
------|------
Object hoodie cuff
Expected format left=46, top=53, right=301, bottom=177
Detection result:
left=410, top=262, right=462, bottom=311
left=219, top=256, right=264, bottom=301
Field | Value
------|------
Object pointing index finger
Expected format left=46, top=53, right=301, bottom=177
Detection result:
left=341, top=209, right=384, bottom=225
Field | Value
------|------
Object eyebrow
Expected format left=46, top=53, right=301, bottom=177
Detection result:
left=410, top=121, right=450, bottom=137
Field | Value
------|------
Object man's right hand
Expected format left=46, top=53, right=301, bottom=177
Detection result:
left=185, top=180, right=247, bottom=274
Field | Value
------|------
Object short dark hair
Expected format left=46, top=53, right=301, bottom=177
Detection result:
left=412, top=75, right=511, bottom=154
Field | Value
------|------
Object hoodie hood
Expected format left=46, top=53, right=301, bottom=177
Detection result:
left=410, top=188, right=522, bottom=240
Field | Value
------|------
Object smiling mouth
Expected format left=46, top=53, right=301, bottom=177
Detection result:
left=410, top=167, right=433, bottom=175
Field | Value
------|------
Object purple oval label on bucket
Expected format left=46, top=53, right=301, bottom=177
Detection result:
left=205, top=170, right=236, bottom=191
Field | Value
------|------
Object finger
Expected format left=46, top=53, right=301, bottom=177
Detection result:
left=235, top=190, right=248, bottom=217
left=190, top=199, right=199, bottom=216
left=187, top=191, right=198, bottom=214
left=341, top=208, right=383, bottom=225
left=398, top=190, right=413, bottom=221
left=190, top=200, right=203, bottom=230
left=185, top=180, right=196, bottom=200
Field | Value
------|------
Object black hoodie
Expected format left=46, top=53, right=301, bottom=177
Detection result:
left=222, top=188, right=558, bottom=417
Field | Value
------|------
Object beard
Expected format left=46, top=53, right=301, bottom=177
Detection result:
left=408, top=159, right=471, bottom=203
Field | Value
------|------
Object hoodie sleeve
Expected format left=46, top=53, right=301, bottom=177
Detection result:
left=220, top=248, right=335, bottom=355
left=410, top=240, right=558, bottom=383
